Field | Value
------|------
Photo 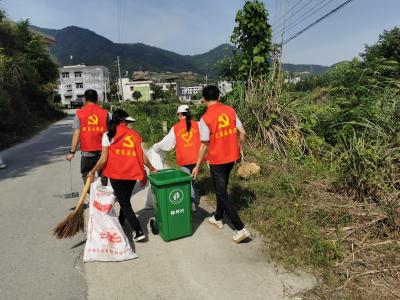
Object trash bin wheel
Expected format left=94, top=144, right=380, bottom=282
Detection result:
left=150, top=218, right=159, bottom=235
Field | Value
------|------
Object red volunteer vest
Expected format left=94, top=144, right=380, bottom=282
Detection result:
left=77, top=103, right=108, bottom=152
left=173, top=119, right=201, bottom=166
left=102, top=124, right=145, bottom=181
left=201, top=103, right=240, bottom=165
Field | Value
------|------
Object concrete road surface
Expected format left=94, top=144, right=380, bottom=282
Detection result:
left=0, top=112, right=86, bottom=300
left=0, top=113, right=315, bottom=300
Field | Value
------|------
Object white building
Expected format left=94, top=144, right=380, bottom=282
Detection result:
left=58, top=65, right=110, bottom=107
left=119, top=78, right=153, bottom=101
left=218, top=80, right=233, bottom=96
left=180, top=84, right=206, bottom=96
left=155, top=82, right=178, bottom=95
left=284, top=77, right=301, bottom=84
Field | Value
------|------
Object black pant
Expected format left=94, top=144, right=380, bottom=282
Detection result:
left=81, top=154, right=108, bottom=185
left=210, top=162, right=244, bottom=231
left=109, top=179, right=142, bottom=233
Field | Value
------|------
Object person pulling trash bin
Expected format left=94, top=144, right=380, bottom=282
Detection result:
left=87, top=109, right=157, bottom=242
left=152, top=105, right=202, bottom=212
left=192, top=85, right=251, bottom=244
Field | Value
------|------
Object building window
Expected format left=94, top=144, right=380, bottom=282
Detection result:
left=130, top=86, right=134, bottom=91
left=66, top=84, right=72, bottom=91
left=76, top=82, right=83, bottom=89
left=74, top=72, right=82, bottom=78
left=65, top=95, right=72, bottom=100
left=62, top=72, right=69, bottom=78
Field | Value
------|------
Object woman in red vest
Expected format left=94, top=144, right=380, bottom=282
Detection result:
left=153, top=105, right=201, bottom=212
left=88, top=109, right=157, bottom=242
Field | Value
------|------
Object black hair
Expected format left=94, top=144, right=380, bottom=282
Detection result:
left=181, top=109, right=192, bottom=132
left=202, top=85, right=220, bottom=101
left=84, top=89, right=98, bottom=103
left=107, top=109, right=129, bottom=142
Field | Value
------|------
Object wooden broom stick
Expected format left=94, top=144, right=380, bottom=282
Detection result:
left=53, top=178, right=91, bottom=239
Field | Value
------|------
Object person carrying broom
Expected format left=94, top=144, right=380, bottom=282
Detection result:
left=87, top=109, right=158, bottom=242
left=66, top=89, right=109, bottom=185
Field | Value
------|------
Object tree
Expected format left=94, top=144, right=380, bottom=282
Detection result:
left=0, top=12, right=62, bottom=149
left=362, top=27, right=400, bottom=63
left=163, top=90, right=180, bottom=103
left=150, top=83, right=164, bottom=100
left=231, top=0, right=273, bottom=81
left=132, top=90, right=142, bottom=101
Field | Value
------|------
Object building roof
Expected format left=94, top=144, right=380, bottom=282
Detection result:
left=59, top=64, right=109, bottom=71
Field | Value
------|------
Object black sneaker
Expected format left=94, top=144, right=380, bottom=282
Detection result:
left=133, top=230, right=146, bottom=242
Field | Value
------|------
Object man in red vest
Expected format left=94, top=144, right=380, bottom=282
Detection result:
left=66, top=89, right=109, bottom=184
left=192, top=85, right=250, bottom=243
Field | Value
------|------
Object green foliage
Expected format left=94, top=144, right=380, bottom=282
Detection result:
left=226, top=75, right=302, bottom=155
left=230, top=0, right=273, bottom=80
left=123, top=102, right=204, bottom=145
left=0, top=13, right=63, bottom=149
left=336, top=129, right=399, bottom=201
left=362, top=27, right=400, bottom=64
left=150, top=83, right=164, bottom=100
left=163, top=90, right=180, bottom=103
left=132, top=90, right=142, bottom=101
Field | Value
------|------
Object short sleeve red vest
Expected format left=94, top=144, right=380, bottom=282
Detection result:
left=77, top=103, right=108, bottom=152
left=201, top=103, right=240, bottom=165
left=102, top=124, right=145, bottom=181
left=173, top=119, right=201, bottom=166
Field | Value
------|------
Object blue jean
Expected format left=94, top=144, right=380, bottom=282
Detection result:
left=180, top=164, right=200, bottom=204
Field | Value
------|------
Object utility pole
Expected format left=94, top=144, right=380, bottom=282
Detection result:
left=116, top=56, right=124, bottom=102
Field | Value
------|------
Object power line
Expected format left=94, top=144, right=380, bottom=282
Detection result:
left=274, top=0, right=336, bottom=37
left=273, top=0, right=317, bottom=31
left=272, top=0, right=304, bottom=27
left=282, top=0, right=355, bottom=45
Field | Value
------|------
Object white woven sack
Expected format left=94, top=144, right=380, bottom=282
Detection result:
left=84, top=178, right=137, bottom=262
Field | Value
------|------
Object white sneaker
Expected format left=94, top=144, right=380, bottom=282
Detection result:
left=191, top=203, right=197, bottom=212
left=208, top=215, right=223, bottom=229
left=232, top=228, right=251, bottom=243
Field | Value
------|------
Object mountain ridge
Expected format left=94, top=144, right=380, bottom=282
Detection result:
left=32, top=25, right=329, bottom=77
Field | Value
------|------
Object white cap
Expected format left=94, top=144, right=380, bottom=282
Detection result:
left=123, top=116, right=136, bottom=122
left=177, top=105, right=189, bottom=114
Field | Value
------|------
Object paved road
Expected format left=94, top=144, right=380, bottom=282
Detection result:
left=0, top=111, right=86, bottom=300
left=0, top=113, right=315, bottom=300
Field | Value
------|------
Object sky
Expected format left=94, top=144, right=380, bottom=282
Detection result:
left=1, top=0, right=399, bottom=66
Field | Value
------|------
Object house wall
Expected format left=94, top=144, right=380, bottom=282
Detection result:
left=58, top=65, right=110, bottom=107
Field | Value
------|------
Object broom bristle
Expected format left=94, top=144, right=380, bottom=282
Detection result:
left=53, top=206, right=85, bottom=239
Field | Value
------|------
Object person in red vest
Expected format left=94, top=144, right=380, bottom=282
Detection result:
left=153, top=105, right=202, bottom=212
left=66, top=89, right=109, bottom=184
left=192, top=85, right=250, bottom=243
left=88, top=109, right=157, bottom=242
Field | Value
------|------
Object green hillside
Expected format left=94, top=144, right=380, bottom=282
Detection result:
left=33, top=25, right=329, bottom=77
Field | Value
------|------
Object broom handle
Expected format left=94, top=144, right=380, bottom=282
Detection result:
left=73, top=178, right=91, bottom=213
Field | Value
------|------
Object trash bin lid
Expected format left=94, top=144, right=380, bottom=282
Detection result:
left=149, top=169, right=191, bottom=186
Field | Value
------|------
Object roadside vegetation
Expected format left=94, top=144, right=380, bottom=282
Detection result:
left=0, top=11, right=64, bottom=150
left=121, top=8, right=400, bottom=300
left=228, top=25, right=400, bottom=298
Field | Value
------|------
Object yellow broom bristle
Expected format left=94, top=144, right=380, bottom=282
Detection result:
left=53, top=206, right=85, bottom=239
left=53, top=178, right=91, bottom=239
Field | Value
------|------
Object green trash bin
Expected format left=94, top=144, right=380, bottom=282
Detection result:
left=148, top=169, right=192, bottom=242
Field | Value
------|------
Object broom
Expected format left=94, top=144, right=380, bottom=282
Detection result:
left=53, top=178, right=91, bottom=239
